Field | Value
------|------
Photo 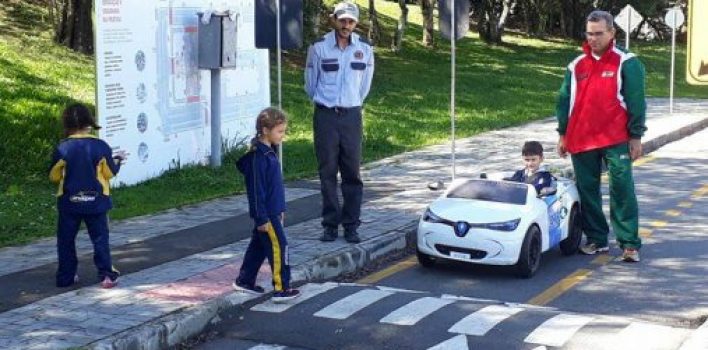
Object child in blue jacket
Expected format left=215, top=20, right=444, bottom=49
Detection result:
left=506, top=141, right=553, bottom=194
left=234, top=108, right=299, bottom=302
left=49, top=103, right=124, bottom=288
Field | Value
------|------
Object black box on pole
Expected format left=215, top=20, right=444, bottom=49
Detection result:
left=255, top=0, right=304, bottom=49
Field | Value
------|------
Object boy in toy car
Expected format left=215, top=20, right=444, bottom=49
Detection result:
left=505, top=141, right=553, bottom=194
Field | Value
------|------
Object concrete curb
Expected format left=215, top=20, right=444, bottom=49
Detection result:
left=86, top=223, right=418, bottom=350
left=642, top=117, right=708, bottom=155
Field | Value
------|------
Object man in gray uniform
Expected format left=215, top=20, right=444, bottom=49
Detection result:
left=304, top=1, right=374, bottom=243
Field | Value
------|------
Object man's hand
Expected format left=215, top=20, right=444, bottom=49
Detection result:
left=557, top=136, right=568, bottom=158
left=257, top=222, right=270, bottom=232
left=629, top=138, right=642, bottom=161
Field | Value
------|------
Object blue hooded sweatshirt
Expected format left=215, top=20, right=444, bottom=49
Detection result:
left=236, top=141, right=286, bottom=226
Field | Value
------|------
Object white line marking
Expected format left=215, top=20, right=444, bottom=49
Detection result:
left=679, top=318, right=708, bottom=350
left=249, top=344, right=287, bottom=350
left=615, top=322, right=691, bottom=350
left=448, top=305, right=524, bottom=336
left=314, top=289, right=393, bottom=320
left=524, top=314, right=594, bottom=347
left=377, top=286, right=425, bottom=294
left=380, top=297, right=454, bottom=326
left=250, top=283, right=338, bottom=313
left=427, top=334, right=469, bottom=350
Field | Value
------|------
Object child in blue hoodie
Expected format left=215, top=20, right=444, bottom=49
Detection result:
left=234, top=107, right=299, bottom=302
left=49, top=103, right=124, bottom=288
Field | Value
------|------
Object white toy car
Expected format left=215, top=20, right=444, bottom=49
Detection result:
left=416, top=173, right=582, bottom=278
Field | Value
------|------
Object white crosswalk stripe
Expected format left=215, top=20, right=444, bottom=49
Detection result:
left=314, top=289, right=394, bottom=320
left=248, top=283, right=695, bottom=348
left=679, top=319, right=708, bottom=350
left=380, top=297, right=454, bottom=326
left=613, top=322, right=692, bottom=350
left=251, top=282, right=338, bottom=313
left=448, top=305, right=524, bottom=336
left=248, top=344, right=287, bottom=350
left=524, top=314, right=594, bottom=347
left=427, top=334, right=469, bottom=350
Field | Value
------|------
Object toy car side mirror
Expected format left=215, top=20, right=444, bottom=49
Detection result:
left=428, top=180, right=445, bottom=191
left=537, top=187, right=557, bottom=197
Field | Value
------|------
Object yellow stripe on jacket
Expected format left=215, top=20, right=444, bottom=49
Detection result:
left=96, top=157, right=116, bottom=195
left=49, top=159, right=67, bottom=196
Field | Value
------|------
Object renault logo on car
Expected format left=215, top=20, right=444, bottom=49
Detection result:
left=454, top=221, right=470, bottom=237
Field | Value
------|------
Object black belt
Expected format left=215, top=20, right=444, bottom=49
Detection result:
left=316, top=103, right=360, bottom=114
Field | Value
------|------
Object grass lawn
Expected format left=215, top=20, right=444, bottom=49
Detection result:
left=1, top=0, right=706, bottom=247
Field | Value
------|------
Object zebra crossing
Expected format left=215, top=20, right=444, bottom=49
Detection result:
left=233, top=282, right=699, bottom=350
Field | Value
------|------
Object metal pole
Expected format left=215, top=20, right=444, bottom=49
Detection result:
left=276, top=0, right=283, bottom=171
left=626, top=10, right=631, bottom=50
left=210, top=69, right=222, bottom=167
left=669, top=10, right=677, bottom=114
left=450, top=0, right=456, bottom=181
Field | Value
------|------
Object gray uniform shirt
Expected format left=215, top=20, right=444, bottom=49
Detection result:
left=304, top=30, right=374, bottom=108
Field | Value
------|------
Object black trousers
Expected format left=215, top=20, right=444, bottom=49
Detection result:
left=313, top=104, right=363, bottom=231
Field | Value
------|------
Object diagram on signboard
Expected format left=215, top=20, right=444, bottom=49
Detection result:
left=155, top=4, right=205, bottom=136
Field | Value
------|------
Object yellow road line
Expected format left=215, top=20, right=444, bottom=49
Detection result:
left=665, top=209, right=681, bottom=217
left=650, top=220, right=668, bottom=228
left=633, top=155, right=656, bottom=167
left=357, top=256, right=417, bottom=284
left=527, top=269, right=593, bottom=306
left=590, top=255, right=614, bottom=265
left=692, top=184, right=708, bottom=198
left=678, top=201, right=693, bottom=208
left=639, top=228, right=653, bottom=238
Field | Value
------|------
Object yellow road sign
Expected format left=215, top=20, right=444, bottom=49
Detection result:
left=687, top=0, right=708, bottom=85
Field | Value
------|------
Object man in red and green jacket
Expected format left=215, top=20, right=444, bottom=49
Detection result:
left=556, top=10, right=647, bottom=263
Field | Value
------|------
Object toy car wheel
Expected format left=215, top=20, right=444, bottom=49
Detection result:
left=516, top=225, right=542, bottom=278
left=560, top=205, right=582, bottom=256
left=416, top=249, right=436, bottom=268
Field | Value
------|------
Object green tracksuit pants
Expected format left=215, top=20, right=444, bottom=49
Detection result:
left=571, top=142, right=641, bottom=250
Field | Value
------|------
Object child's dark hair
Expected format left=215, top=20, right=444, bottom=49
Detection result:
left=62, top=103, right=101, bottom=137
left=522, top=141, right=544, bottom=157
left=250, top=107, right=288, bottom=150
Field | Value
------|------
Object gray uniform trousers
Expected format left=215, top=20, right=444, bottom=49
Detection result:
left=313, top=104, right=363, bottom=231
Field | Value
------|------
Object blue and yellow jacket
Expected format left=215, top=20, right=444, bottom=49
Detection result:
left=506, top=168, right=553, bottom=194
left=236, top=141, right=286, bottom=226
left=49, top=135, right=121, bottom=214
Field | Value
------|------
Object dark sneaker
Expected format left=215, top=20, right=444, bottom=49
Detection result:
left=232, top=281, right=265, bottom=294
left=272, top=288, right=300, bottom=303
left=56, top=274, right=80, bottom=288
left=344, top=229, right=361, bottom=243
left=100, top=276, right=118, bottom=289
left=579, top=242, right=609, bottom=255
left=622, top=248, right=640, bottom=262
left=319, top=228, right=338, bottom=242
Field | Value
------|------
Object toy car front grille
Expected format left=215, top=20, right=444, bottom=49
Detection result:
left=434, top=244, right=487, bottom=259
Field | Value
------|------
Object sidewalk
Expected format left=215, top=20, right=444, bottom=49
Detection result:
left=0, top=98, right=706, bottom=350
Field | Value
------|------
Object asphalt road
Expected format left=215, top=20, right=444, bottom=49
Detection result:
left=193, top=130, right=708, bottom=350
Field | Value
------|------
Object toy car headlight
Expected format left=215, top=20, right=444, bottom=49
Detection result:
left=422, top=208, right=444, bottom=223
left=483, top=218, right=521, bottom=232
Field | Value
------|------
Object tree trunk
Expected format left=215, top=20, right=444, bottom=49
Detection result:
left=420, top=0, right=435, bottom=47
left=477, top=0, right=505, bottom=44
left=368, top=0, right=381, bottom=45
left=392, top=0, right=409, bottom=52
left=55, top=0, right=93, bottom=54
left=304, top=0, right=322, bottom=44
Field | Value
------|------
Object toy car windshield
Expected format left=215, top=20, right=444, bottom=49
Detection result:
left=446, top=179, right=528, bottom=205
